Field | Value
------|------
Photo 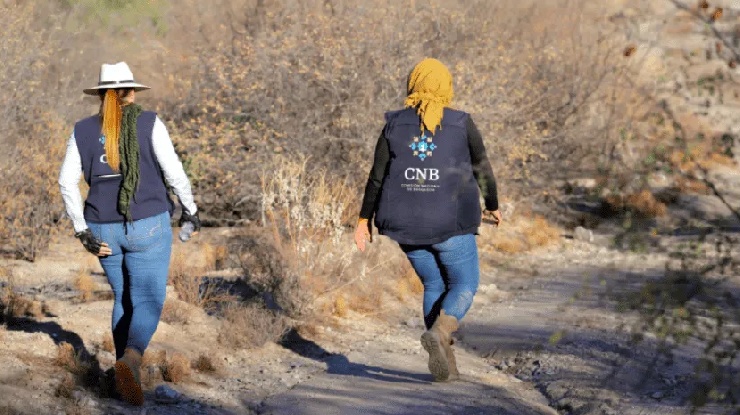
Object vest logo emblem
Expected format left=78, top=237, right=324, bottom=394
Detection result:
left=99, top=135, right=105, bottom=145
left=409, top=133, right=437, bottom=161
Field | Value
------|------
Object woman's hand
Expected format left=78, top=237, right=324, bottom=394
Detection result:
left=354, top=218, right=373, bottom=252
left=75, top=229, right=112, bottom=257
left=483, top=209, right=502, bottom=227
left=179, top=209, right=201, bottom=236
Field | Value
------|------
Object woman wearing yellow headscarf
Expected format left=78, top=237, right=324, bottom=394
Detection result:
left=355, top=58, right=501, bottom=382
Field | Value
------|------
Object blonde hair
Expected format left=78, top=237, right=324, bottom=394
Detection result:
left=99, top=89, right=133, bottom=172
left=404, top=58, right=454, bottom=135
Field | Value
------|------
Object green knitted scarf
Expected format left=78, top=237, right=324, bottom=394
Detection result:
left=117, top=103, right=143, bottom=223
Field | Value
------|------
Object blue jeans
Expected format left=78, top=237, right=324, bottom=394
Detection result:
left=87, top=211, right=172, bottom=359
left=400, top=234, right=480, bottom=329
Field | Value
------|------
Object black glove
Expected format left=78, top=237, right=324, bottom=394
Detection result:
left=75, top=229, right=104, bottom=255
left=179, top=209, right=201, bottom=233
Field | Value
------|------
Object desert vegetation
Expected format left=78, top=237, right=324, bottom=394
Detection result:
left=0, top=0, right=739, bottom=413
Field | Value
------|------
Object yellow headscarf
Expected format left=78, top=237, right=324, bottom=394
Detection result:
left=404, top=58, right=454, bottom=135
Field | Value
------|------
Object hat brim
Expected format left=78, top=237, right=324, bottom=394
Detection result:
left=83, top=83, right=151, bottom=95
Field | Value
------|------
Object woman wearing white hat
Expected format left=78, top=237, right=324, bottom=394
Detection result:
left=58, top=62, right=199, bottom=406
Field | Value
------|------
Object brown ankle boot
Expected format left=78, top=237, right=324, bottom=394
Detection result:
left=420, top=310, right=459, bottom=382
left=115, top=348, right=143, bottom=406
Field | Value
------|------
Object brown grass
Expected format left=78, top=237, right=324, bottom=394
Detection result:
left=393, top=262, right=424, bottom=302
left=54, top=343, right=83, bottom=373
left=53, top=342, right=100, bottom=388
left=676, top=176, right=710, bottom=195
left=523, top=216, right=562, bottom=248
left=704, top=152, right=735, bottom=167
left=74, top=272, right=95, bottom=303
left=481, top=213, right=562, bottom=255
left=160, top=298, right=193, bottom=325
left=606, top=189, right=668, bottom=218
left=254, top=155, right=418, bottom=321
left=142, top=349, right=167, bottom=369
left=191, top=354, right=218, bottom=373
left=218, top=304, right=290, bottom=349
left=490, top=237, right=529, bottom=254
left=142, top=349, right=192, bottom=384
left=0, top=288, right=45, bottom=320
left=345, top=288, right=385, bottom=315
left=201, top=243, right=229, bottom=272
left=332, top=296, right=348, bottom=318
left=161, top=352, right=191, bottom=384
left=169, top=246, right=236, bottom=311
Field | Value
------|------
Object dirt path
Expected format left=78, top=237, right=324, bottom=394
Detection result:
left=260, top=234, right=734, bottom=415
left=258, top=305, right=557, bottom=415
left=2, top=224, right=737, bottom=414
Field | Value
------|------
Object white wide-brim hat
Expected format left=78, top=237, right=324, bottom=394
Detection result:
left=83, top=62, right=151, bottom=95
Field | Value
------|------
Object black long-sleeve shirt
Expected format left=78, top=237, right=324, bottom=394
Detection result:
left=359, top=116, right=498, bottom=219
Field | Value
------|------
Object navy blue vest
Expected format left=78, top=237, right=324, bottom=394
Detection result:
left=74, top=111, right=174, bottom=224
left=374, top=107, right=482, bottom=245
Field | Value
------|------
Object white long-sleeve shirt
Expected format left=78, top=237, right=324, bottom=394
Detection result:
left=58, top=116, right=198, bottom=233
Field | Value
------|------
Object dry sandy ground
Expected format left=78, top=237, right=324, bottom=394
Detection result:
left=1, top=221, right=737, bottom=415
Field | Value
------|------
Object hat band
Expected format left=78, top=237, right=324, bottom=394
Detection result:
left=98, top=80, right=136, bottom=86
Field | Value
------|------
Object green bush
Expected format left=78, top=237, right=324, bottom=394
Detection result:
left=59, top=0, right=167, bottom=33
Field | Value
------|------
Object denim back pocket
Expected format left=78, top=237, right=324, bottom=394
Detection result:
left=124, top=214, right=164, bottom=251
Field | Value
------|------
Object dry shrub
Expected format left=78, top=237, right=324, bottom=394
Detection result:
left=55, top=373, right=76, bottom=399
left=100, top=333, right=114, bottom=354
left=55, top=343, right=82, bottom=373
left=523, top=216, right=562, bottom=248
left=250, top=155, right=357, bottom=316
left=0, top=0, right=667, bottom=254
left=142, top=349, right=167, bottom=369
left=160, top=298, right=193, bottom=325
left=0, top=2, right=76, bottom=260
left=605, top=189, right=668, bottom=218
left=0, top=291, right=45, bottom=320
left=490, top=237, right=528, bottom=255
left=158, top=0, right=643, bottom=220
left=247, top=154, right=415, bottom=321
left=704, top=152, right=735, bottom=167
left=191, top=354, right=218, bottom=373
left=53, top=342, right=101, bottom=390
left=161, top=352, right=191, bottom=384
left=322, top=241, right=413, bottom=319
left=168, top=246, right=236, bottom=311
left=1, top=275, right=48, bottom=322
left=142, top=349, right=192, bottom=384
left=482, top=213, right=562, bottom=255
left=63, top=0, right=166, bottom=31
left=0, top=111, right=69, bottom=261
left=393, top=262, right=424, bottom=302
left=676, top=176, right=710, bottom=195
left=218, top=304, right=290, bottom=350
left=74, top=272, right=95, bottom=303
left=202, top=243, right=229, bottom=272
left=344, top=287, right=385, bottom=316
left=332, top=296, right=348, bottom=318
